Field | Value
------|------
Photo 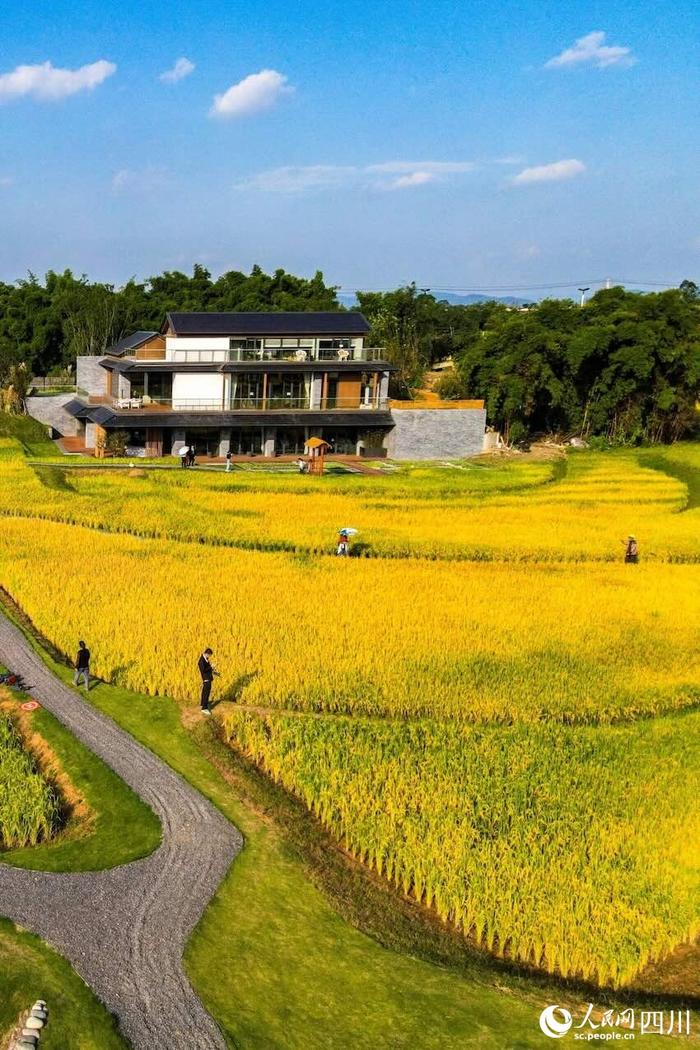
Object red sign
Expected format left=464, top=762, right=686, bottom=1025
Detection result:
left=20, top=701, right=40, bottom=711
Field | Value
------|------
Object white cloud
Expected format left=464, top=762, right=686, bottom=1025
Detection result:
left=210, top=69, right=293, bottom=118
left=159, top=57, right=195, bottom=83
left=511, top=159, right=586, bottom=185
left=112, top=166, right=169, bottom=193
left=235, top=160, right=476, bottom=193
left=369, top=160, right=475, bottom=175
left=0, top=59, right=116, bottom=102
left=545, top=31, right=636, bottom=70
left=389, top=171, right=438, bottom=189
left=235, top=165, right=355, bottom=193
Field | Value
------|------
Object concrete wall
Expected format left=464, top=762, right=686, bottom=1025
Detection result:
left=385, top=408, right=486, bottom=460
left=76, top=356, right=108, bottom=396
left=26, top=394, right=80, bottom=437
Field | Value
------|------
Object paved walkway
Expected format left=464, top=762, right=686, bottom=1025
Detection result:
left=0, top=612, right=243, bottom=1049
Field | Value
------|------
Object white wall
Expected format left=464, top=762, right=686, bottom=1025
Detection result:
left=171, top=373, right=224, bottom=408
left=166, top=337, right=230, bottom=352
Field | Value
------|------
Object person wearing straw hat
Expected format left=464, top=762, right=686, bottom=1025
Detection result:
left=623, top=535, right=639, bottom=564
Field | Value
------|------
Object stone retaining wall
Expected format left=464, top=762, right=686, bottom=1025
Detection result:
left=386, top=407, right=486, bottom=459
left=26, top=395, right=80, bottom=438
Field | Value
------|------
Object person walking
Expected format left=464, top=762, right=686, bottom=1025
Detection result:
left=179, top=446, right=189, bottom=469
left=623, top=535, right=639, bottom=564
left=188, top=446, right=197, bottom=468
left=198, top=647, right=219, bottom=715
left=74, top=640, right=91, bottom=691
left=225, top=450, right=232, bottom=473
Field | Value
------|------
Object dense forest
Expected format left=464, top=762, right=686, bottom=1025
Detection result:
left=0, top=266, right=698, bottom=443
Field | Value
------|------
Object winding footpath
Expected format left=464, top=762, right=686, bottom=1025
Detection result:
left=0, top=612, right=243, bottom=1049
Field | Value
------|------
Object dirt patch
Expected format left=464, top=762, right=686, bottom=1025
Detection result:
left=630, top=938, right=700, bottom=1000
left=479, top=440, right=568, bottom=462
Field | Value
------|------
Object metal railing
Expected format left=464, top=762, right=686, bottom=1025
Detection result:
left=132, top=347, right=388, bottom=364
left=109, top=396, right=390, bottom=412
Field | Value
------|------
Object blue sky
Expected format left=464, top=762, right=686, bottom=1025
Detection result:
left=0, top=0, right=698, bottom=295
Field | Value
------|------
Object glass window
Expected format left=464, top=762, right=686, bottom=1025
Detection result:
left=230, top=338, right=262, bottom=350
left=229, top=428, right=264, bottom=454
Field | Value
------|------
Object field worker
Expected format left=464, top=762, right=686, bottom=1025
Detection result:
left=74, top=640, right=91, bottom=691
left=198, top=647, right=219, bottom=715
left=180, top=446, right=189, bottom=469
left=624, top=535, right=639, bottom=564
left=337, top=529, right=350, bottom=556
left=226, top=450, right=232, bottom=472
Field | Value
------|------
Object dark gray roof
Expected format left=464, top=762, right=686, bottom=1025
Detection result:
left=105, top=331, right=159, bottom=357
left=103, top=410, right=393, bottom=429
left=99, top=357, right=135, bottom=373
left=64, top=399, right=116, bottom=425
left=64, top=398, right=93, bottom=419
left=100, top=359, right=395, bottom=375
left=164, top=312, right=370, bottom=337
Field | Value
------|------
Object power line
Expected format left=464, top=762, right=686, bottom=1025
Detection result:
left=337, top=277, right=682, bottom=293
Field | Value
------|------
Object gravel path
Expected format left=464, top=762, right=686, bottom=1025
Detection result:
left=0, top=612, right=243, bottom=1049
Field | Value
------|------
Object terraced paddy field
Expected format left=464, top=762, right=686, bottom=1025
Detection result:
left=0, top=417, right=698, bottom=1044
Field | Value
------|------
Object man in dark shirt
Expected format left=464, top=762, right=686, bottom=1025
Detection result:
left=74, top=640, right=90, bottom=692
left=198, top=647, right=218, bottom=715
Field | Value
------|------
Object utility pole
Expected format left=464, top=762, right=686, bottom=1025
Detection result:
left=578, top=286, right=590, bottom=308
left=605, top=277, right=611, bottom=289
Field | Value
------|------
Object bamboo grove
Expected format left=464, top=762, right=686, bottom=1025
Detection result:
left=0, top=431, right=698, bottom=986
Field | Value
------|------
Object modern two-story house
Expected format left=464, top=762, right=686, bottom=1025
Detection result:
left=68, top=311, right=396, bottom=457
left=56, top=311, right=486, bottom=459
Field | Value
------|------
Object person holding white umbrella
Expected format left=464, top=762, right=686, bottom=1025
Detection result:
left=178, top=445, right=190, bottom=469
left=336, top=527, right=358, bottom=556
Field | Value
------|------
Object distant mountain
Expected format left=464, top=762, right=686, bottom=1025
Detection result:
left=338, top=290, right=530, bottom=308
left=429, top=291, right=531, bottom=307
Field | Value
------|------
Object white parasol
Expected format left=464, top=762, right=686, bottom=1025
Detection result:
left=178, top=446, right=190, bottom=457
left=339, top=527, right=359, bottom=536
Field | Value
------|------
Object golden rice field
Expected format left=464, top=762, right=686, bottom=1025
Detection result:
left=224, top=711, right=700, bottom=987
left=0, top=432, right=698, bottom=987
left=0, top=521, right=697, bottom=724
left=1, top=438, right=699, bottom=561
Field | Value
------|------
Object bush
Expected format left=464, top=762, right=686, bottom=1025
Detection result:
left=433, top=371, right=469, bottom=400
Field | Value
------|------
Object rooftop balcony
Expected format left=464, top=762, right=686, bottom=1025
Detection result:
left=90, top=395, right=389, bottom=413
left=132, top=346, right=386, bottom=364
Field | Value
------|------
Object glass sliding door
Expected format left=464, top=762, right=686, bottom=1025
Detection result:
left=266, top=373, right=309, bottom=409
left=229, top=428, right=264, bottom=454
left=230, top=374, right=263, bottom=408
